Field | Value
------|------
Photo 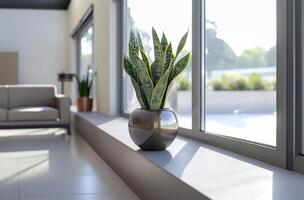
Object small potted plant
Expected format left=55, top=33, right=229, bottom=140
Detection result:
left=74, top=66, right=96, bottom=112
left=123, top=28, right=190, bottom=150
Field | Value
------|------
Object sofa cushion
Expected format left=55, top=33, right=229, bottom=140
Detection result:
left=8, top=107, right=58, bottom=121
left=0, top=108, right=7, bottom=121
left=8, top=85, right=56, bottom=109
left=0, top=86, right=8, bottom=108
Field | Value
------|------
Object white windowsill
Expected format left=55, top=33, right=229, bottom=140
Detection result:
left=76, top=112, right=304, bottom=200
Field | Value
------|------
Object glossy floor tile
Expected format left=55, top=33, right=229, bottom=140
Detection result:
left=0, top=129, right=139, bottom=200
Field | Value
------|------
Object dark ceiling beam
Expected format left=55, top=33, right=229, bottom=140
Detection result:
left=0, top=0, right=71, bottom=10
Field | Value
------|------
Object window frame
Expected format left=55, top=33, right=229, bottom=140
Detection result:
left=120, top=0, right=130, bottom=118
left=120, top=0, right=298, bottom=170
left=293, top=0, right=304, bottom=174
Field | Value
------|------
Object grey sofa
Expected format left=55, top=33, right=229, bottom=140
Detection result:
left=0, top=85, right=71, bottom=134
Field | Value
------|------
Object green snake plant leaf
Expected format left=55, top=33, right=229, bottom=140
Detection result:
left=160, top=80, right=174, bottom=109
left=123, top=55, right=136, bottom=79
left=123, top=55, right=144, bottom=106
left=176, top=31, right=189, bottom=57
left=140, top=48, right=151, bottom=77
left=150, top=60, right=174, bottom=110
left=159, top=57, right=176, bottom=108
left=151, top=28, right=163, bottom=85
left=151, top=61, right=163, bottom=85
left=161, top=33, right=168, bottom=53
left=131, top=77, right=148, bottom=109
left=73, top=66, right=97, bottom=97
left=162, top=43, right=174, bottom=75
left=123, top=29, right=191, bottom=111
left=152, top=28, right=163, bottom=61
left=129, top=30, right=139, bottom=62
left=140, top=84, right=150, bottom=109
left=169, top=52, right=191, bottom=83
left=137, top=31, right=144, bottom=50
left=132, top=55, right=154, bottom=105
left=137, top=31, right=151, bottom=76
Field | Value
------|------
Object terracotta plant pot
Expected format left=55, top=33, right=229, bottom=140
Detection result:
left=77, top=97, right=93, bottom=112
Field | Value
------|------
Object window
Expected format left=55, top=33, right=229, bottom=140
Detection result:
left=203, top=0, right=277, bottom=146
left=122, top=0, right=192, bottom=128
left=74, top=12, right=96, bottom=103
left=121, top=0, right=302, bottom=172
left=77, top=19, right=94, bottom=77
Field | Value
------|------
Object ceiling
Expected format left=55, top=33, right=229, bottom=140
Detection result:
left=0, top=0, right=71, bottom=10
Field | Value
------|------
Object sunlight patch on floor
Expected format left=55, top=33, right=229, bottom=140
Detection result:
left=0, top=128, right=66, bottom=137
left=0, top=150, right=49, bottom=183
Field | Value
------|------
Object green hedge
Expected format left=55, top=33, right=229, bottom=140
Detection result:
left=176, top=73, right=191, bottom=91
left=209, top=74, right=275, bottom=91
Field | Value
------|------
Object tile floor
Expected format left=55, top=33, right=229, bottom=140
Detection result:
left=0, top=129, right=139, bottom=200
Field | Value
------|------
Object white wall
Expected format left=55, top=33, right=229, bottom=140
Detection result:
left=0, top=9, right=69, bottom=92
left=68, top=0, right=120, bottom=116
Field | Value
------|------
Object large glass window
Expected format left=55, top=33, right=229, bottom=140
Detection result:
left=203, top=0, right=277, bottom=146
left=74, top=14, right=96, bottom=107
left=123, top=0, right=192, bottom=128
left=122, top=0, right=304, bottom=173
left=78, top=22, right=94, bottom=77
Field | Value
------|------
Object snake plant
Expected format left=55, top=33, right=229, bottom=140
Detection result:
left=123, top=28, right=191, bottom=111
left=73, top=66, right=97, bottom=97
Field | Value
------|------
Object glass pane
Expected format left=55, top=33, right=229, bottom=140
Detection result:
left=79, top=24, right=96, bottom=101
left=124, top=0, right=192, bottom=128
left=80, top=25, right=93, bottom=77
left=204, top=0, right=276, bottom=146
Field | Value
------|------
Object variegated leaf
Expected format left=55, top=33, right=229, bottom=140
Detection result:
left=124, top=29, right=191, bottom=111
left=162, top=58, right=176, bottom=108
left=150, top=60, right=174, bottom=110
left=169, top=53, right=191, bottom=83
left=136, top=31, right=151, bottom=77
left=131, top=77, right=148, bottom=109
left=160, top=81, right=174, bottom=109
left=140, top=84, right=150, bottom=109
left=137, top=31, right=144, bottom=50
left=151, top=61, right=163, bottom=85
left=123, top=55, right=136, bottom=79
left=161, top=33, right=168, bottom=53
left=140, top=48, right=151, bottom=76
left=152, top=28, right=166, bottom=85
left=176, top=31, right=188, bottom=57
left=133, top=55, right=154, bottom=105
left=129, top=30, right=139, bottom=62
left=152, top=28, right=163, bottom=62
left=162, top=43, right=173, bottom=75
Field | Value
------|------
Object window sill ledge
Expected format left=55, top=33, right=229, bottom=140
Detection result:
left=73, top=111, right=304, bottom=200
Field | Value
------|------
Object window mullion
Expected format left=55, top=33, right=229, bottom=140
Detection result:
left=192, top=0, right=203, bottom=132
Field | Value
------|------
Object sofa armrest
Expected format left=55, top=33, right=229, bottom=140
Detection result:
left=55, top=94, right=71, bottom=124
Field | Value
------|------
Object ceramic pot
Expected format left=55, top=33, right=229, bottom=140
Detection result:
left=77, top=97, right=93, bottom=112
left=128, top=108, right=178, bottom=151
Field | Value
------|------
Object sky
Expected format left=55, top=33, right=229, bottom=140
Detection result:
left=128, top=0, right=192, bottom=52
left=128, top=0, right=276, bottom=56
